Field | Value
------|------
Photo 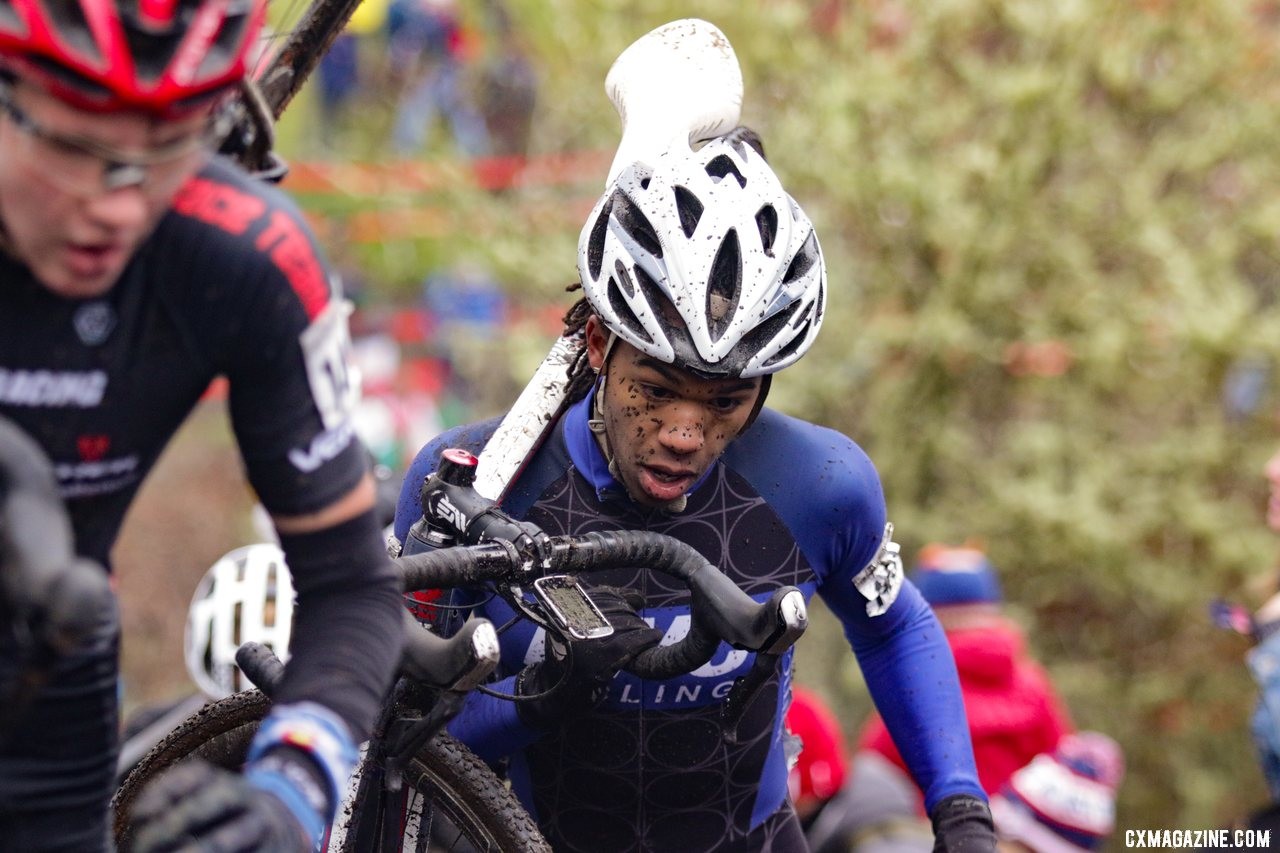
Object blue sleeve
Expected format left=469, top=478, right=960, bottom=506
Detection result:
left=833, top=582, right=984, bottom=810
left=729, top=411, right=984, bottom=811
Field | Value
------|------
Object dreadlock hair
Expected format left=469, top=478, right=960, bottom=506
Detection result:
left=562, top=281, right=597, bottom=404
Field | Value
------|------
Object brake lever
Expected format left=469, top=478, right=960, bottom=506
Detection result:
left=719, top=588, right=807, bottom=744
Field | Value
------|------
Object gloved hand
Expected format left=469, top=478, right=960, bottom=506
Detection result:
left=929, top=794, right=997, bottom=853
left=132, top=701, right=358, bottom=852
left=129, top=756, right=313, bottom=853
left=0, top=416, right=115, bottom=655
left=516, top=583, right=662, bottom=728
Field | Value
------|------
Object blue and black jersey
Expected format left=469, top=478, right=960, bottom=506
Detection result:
left=394, top=387, right=984, bottom=853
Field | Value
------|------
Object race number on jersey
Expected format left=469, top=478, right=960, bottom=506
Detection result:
left=300, top=298, right=361, bottom=430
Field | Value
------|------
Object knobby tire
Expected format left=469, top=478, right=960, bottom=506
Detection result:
left=110, top=690, right=550, bottom=853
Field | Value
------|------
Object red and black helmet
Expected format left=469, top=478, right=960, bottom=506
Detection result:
left=0, top=0, right=265, bottom=114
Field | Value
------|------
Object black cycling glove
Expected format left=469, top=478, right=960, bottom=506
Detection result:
left=516, top=584, right=662, bottom=728
left=0, top=416, right=114, bottom=655
left=130, top=755, right=316, bottom=853
left=929, top=793, right=998, bottom=853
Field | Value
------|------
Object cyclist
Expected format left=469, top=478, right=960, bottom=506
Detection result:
left=393, top=126, right=997, bottom=851
left=0, top=0, right=404, bottom=849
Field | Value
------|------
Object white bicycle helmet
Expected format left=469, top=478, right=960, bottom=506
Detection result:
left=577, top=134, right=826, bottom=378
left=184, top=544, right=294, bottom=700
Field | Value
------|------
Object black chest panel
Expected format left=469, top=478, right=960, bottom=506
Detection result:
left=519, top=464, right=813, bottom=852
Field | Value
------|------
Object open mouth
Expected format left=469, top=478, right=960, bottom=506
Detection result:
left=66, top=242, right=124, bottom=276
left=639, top=465, right=697, bottom=501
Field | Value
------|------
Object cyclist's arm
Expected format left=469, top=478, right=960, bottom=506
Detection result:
left=826, top=582, right=984, bottom=811
left=191, top=165, right=404, bottom=744
left=729, top=413, right=985, bottom=812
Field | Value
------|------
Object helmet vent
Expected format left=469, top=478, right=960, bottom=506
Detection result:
left=192, top=0, right=254, bottom=84
left=740, top=300, right=800, bottom=360
left=762, top=317, right=812, bottom=370
left=705, top=153, right=746, bottom=188
left=755, top=204, right=777, bottom=257
left=706, top=229, right=741, bottom=340
left=783, top=232, right=818, bottom=283
left=674, top=185, right=703, bottom=238
left=613, top=191, right=663, bottom=258
left=584, top=195, right=615, bottom=281
left=43, top=0, right=104, bottom=66
left=0, top=0, right=25, bottom=38
left=613, top=258, right=634, bottom=297
left=122, top=0, right=194, bottom=85
left=608, top=271, right=652, bottom=344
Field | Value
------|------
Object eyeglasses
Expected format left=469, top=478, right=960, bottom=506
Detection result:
left=0, top=83, right=228, bottom=197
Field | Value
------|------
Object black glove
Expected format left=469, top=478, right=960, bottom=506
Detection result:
left=929, top=794, right=997, bottom=853
left=516, top=584, right=662, bottom=728
left=130, top=757, right=315, bottom=853
left=0, top=416, right=115, bottom=655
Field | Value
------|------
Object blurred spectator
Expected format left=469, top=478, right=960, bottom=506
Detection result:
left=786, top=686, right=849, bottom=823
left=477, top=10, right=537, bottom=159
left=857, top=545, right=1074, bottom=797
left=389, top=0, right=490, bottom=157
left=989, top=732, right=1124, bottom=852
left=315, top=0, right=387, bottom=150
left=316, top=34, right=360, bottom=145
left=1232, top=592, right=1280, bottom=837
left=786, top=687, right=933, bottom=853
left=1202, top=446, right=1280, bottom=839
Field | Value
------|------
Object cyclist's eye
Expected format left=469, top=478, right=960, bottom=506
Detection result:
left=639, top=383, right=675, bottom=401
left=710, top=397, right=745, bottom=415
left=40, top=136, right=100, bottom=165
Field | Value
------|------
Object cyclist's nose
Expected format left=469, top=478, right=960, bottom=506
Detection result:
left=81, top=183, right=151, bottom=232
left=657, top=403, right=705, bottom=456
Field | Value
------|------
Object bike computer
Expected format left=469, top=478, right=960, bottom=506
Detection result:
left=532, top=575, right=615, bottom=640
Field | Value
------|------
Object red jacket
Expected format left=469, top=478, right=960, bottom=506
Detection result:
left=857, top=617, right=1073, bottom=798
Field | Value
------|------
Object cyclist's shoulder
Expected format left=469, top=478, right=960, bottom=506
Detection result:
left=725, top=408, right=881, bottom=501
left=152, top=157, right=334, bottom=323
left=407, top=416, right=505, bottom=472
left=162, top=157, right=303, bottom=237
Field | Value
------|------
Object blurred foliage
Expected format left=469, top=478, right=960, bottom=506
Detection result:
left=275, top=0, right=1280, bottom=829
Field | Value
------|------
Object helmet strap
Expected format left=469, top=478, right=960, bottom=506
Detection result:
left=741, top=374, right=772, bottom=434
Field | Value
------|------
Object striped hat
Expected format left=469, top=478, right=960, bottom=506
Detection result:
left=990, top=732, right=1125, bottom=852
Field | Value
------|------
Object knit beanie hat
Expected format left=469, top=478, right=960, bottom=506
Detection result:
left=990, top=732, right=1125, bottom=852
left=910, top=544, right=1002, bottom=607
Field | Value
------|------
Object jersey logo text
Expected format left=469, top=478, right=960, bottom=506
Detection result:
left=288, top=422, right=355, bottom=473
left=0, top=369, right=107, bottom=407
left=173, top=178, right=267, bottom=236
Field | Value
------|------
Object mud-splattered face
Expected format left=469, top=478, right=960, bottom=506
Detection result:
left=585, top=316, right=762, bottom=508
